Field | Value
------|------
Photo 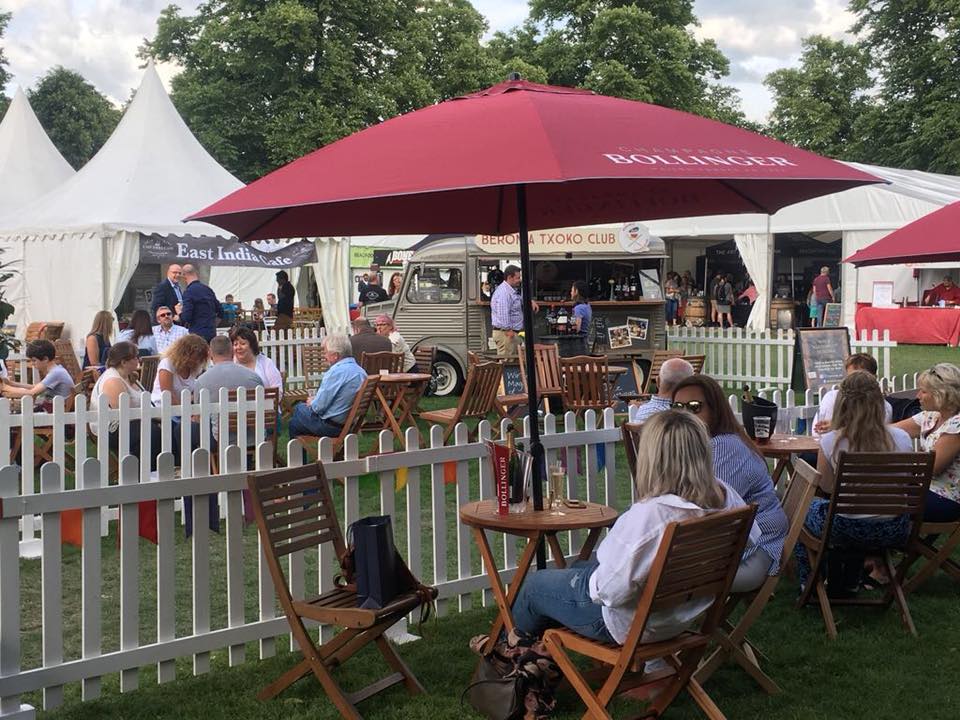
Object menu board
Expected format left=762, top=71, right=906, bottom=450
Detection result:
left=501, top=362, right=524, bottom=396
left=822, top=303, right=843, bottom=327
left=797, top=327, right=851, bottom=390
left=610, top=360, right=644, bottom=414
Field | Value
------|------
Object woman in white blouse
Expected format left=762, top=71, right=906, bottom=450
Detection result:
left=510, top=410, right=755, bottom=645
left=373, top=315, right=416, bottom=372
left=151, top=334, right=210, bottom=405
left=230, top=326, right=283, bottom=395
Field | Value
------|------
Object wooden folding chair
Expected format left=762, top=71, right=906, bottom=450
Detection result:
left=795, top=452, right=933, bottom=638
left=211, top=387, right=281, bottom=473
left=544, top=506, right=756, bottom=720
left=903, top=521, right=960, bottom=594
left=621, top=422, right=642, bottom=480
left=137, top=355, right=160, bottom=393
left=560, top=355, right=615, bottom=416
left=53, top=339, right=82, bottom=383
left=294, top=375, right=381, bottom=461
left=247, top=462, right=437, bottom=719
left=360, top=351, right=404, bottom=375
left=682, top=354, right=706, bottom=375
left=419, top=361, right=503, bottom=443
left=695, top=459, right=819, bottom=694
left=282, top=343, right=326, bottom=417
left=642, top=349, right=684, bottom=394
left=496, top=343, right=563, bottom=418
left=413, top=344, right=436, bottom=376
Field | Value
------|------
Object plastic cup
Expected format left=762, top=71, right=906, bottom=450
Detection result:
left=754, top=416, right=771, bottom=445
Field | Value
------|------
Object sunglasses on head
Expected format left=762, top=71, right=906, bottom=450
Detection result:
left=671, top=400, right=704, bottom=414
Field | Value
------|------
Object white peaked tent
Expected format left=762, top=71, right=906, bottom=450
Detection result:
left=643, top=162, right=960, bottom=329
left=0, top=88, right=76, bottom=324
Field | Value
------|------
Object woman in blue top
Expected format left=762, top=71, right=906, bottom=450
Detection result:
left=570, top=281, right=592, bottom=355
left=672, top=374, right=788, bottom=592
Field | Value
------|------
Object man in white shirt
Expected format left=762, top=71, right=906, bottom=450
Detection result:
left=813, top=353, right=892, bottom=437
left=628, top=357, right=694, bottom=424
left=152, top=305, right=188, bottom=354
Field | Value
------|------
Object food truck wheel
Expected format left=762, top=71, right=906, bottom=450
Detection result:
left=433, top=355, right=463, bottom=396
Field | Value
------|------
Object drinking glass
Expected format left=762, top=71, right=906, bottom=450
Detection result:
left=548, top=461, right=566, bottom=512
left=753, top=416, right=772, bottom=445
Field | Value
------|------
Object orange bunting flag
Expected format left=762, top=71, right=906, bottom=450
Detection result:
left=60, top=508, right=83, bottom=548
left=443, top=460, right=458, bottom=485
left=395, top=466, right=409, bottom=492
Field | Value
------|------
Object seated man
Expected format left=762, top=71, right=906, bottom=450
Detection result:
left=196, top=335, right=263, bottom=444
left=289, top=334, right=368, bottom=438
left=349, top=317, right=391, bottom=360
left=628, top=357, right=694, bottom=424
left=925, top=275, right=960, bottom=306
left=152, top=305, right=188, bottom=354
left=1, top=339, right=74, bottom=410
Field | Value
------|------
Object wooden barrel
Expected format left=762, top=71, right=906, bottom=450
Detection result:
left=769, top=298, right=795, bottom=329
left=685, top=298, right=707, bottom=327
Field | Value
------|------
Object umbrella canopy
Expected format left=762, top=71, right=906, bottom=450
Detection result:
left=846, top=200, right=960, bottom=267
left=189, top=80, right=880, bottom=239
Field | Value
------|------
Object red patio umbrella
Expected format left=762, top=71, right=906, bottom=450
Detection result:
left=846, top=200, right=960, bottom=266
left=190, top=78, right=881, bottom=513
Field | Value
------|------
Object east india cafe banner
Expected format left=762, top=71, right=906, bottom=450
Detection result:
left=140, top=234, right=318, bottom=268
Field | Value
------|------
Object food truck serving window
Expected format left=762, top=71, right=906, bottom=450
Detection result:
left=406, top=266, right=463, bottom=304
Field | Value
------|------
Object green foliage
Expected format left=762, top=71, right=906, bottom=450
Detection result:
left=0, top=11, right=11, bottom=117
left=27, top=67, right=121, bottom=169
left=764, top=36, right=873, bottom=160
left=488, top=0, right=747, bottom=125
left=143, top=0, right=502, bottom=182
left=0, top=247, right=20, bottom=359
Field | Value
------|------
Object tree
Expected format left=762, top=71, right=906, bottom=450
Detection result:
left=764, top=36, right=873, bottom=159
left=488, top=0, right=747, bottom=124
left=27, top=67, right=121, bottom=169
left=144, top=0, right=502, bottom=182
left=0, top=12, right=12, bottom=118
left=847, top=0, right=960, bottom=172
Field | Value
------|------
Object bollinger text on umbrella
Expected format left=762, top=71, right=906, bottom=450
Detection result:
left=603, top=153, right=798, bottom=167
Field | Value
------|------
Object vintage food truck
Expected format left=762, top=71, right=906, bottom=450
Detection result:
left=368, top=223, right=668, bottom=395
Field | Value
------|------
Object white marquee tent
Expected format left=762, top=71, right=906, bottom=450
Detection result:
left=0, top=63, right=353, bottom=340
left=0, top=88, right=76, bottom=325
left=643, top=162, right=960, bottom=329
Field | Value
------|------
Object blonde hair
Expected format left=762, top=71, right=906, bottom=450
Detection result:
left=88, top=310, right=114, bottom=340
left=918, top=363, right=960, bottom=416
left=164, top=334, right=210, bottom=377
left=831, top=370, right=893, bottom=463
left=633, top=410, right=725, bottom=509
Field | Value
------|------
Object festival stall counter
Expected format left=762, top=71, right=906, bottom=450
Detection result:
left=387, top=224, right=668, bottom=395
left=855, top=304, right=960, bottom=346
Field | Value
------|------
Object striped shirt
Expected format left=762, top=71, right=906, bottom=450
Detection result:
left=628, top=395, right=672, bottom=424
left=711, top=433, right=788, bottom=575
left=152, top=323, right=188, bottom=354
left=490, top=281, right=523, bottom=331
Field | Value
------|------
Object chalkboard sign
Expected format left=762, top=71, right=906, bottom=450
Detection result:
left=797, top=327, right=850, bottom=390
left=610, top=360, right=644, bottom=413
left=822, top=303, right=842, bottom=327
left=589, top=316, right=609, bottom=353
left=501, top=362, right=524, bottom=396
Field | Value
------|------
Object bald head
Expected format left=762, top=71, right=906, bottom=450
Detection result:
left=657, top=358, right=694, bottom=397
left=182, top=264, right=199, bottom=281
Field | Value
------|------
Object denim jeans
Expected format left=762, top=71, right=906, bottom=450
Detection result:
left=511, top=559, right=615, bottom=643
left=665, top=298, right=679, bottom=323
left=288, top=403, right=344, bottom=438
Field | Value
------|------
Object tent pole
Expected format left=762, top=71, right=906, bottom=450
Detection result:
left=515, top=185, right=547, bottom=569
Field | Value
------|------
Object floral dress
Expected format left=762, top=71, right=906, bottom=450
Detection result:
left=912, top=411, right=960, bottom=502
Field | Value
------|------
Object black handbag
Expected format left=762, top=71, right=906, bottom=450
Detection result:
left=462, top=655, right=524, bottom=720
left=350, top=515, right=401, bottom=609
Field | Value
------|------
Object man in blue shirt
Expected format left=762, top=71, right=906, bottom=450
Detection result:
left=289, top=334, right=368, bottom=438
left=628, top=357, right=694, bottom=424
left=490, top=265, right=538, bottom=357
left=180, top=264, right=223, bottom=342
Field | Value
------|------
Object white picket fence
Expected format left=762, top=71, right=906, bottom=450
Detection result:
left=666, top=327, right=897, bottom=391
left=0, top=409, right=624, bottom=718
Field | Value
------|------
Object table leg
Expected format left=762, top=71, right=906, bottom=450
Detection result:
left=770, top=457, right=789, bottom=490
left=578, top=527, right=603, bottom=561
left=546, top=533, right=566, bottom=568
left=392, top=381, right=426, bottom=444
left=375, top=387, right=405, bottom=442
left=479, top=530, right=541, bottom=654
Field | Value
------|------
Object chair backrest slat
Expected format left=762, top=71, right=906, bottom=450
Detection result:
left=643, top=349, right=684, bottom=393
left=560, top=355, right=613, bottom=411
left=54, top=339, right=83, bottom=383
left=301, top=343, right=326, bottom=381
left=682, top=354, right=706, bottom=375
left=621, top=423, right=642, bottom=480
left=458, top=361, right=504, bottom=418
left=334, top=375, right=381, bottom=452
left=414, top=344, right=436, bottom=375
left=779, top=459, right=820, bottom=568
left=138, top=355, right=160, bottom=393
left=360, top=351, right=404, bottom=375
left=518, top=344, right=563, bottom=396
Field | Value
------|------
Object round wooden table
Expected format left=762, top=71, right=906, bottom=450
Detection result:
left=756, top=433, right=821, bottom=489
left=460, top=499, right=618, bottom=653
left=373, top=372, right=432, bottom=442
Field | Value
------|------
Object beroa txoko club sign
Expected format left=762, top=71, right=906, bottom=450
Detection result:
left=477, top=223, right=664, bottom=255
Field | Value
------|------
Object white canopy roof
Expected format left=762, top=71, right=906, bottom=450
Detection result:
left=0, top=62, right=243, bottom=238
left=643, top=161, right=960, bottom=238
left=0, top=88, right=74, bottom=215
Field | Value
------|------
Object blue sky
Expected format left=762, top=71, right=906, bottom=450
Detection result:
left=2, top=0, right=855, bottom=123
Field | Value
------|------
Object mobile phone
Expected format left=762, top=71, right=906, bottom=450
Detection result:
left=563, top=499, right=585, bottom=509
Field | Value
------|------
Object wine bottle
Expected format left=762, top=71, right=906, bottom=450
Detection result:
left=742, top=384, right=753, bottom=404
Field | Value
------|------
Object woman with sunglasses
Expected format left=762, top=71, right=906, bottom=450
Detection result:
left=511, top=410, right=757, bottom=646
left=672, top=375, right=787, bottom=592
left=373, top=315, right=416, bottom=371
left=894, top=363, right=960, bottom=522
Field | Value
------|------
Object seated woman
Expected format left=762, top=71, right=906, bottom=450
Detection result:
left=793, top=370, right=915, bottom=593
left=511, top=410, right=757, bottom=645
left=83, top=310, right=114, bottom=369
left=372, top=314, right=416, bottom=372
left=1, top=339, right=74, bottom=411
left=671, top=374, right=787, bottom=592
left=89, top=342, right=161, bottom=469
left=151, top=334, right=209, bottom=405
left=117, top=309, right=158, bottom=356
left=894, top=363, right=960, bottom=522
left=230, top=326, right=283, bottom=395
